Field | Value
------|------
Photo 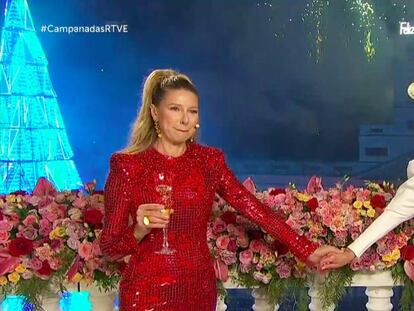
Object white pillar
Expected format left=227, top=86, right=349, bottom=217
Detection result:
left=351, top=271, right=396, bottom=311
left=251, top=288, right=279, bottom=311
left=87, top=286, right=116, bottom=311
left=365, top=287, right=393, bottom=311
left=216, top=296, right=227, bottom=311
left=308, top=287, right=335, bottom=311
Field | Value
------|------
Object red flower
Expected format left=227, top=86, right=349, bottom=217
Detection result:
left=9, top=237, right=34, bottom=257
left=37, top=260, right=53, bottom=276
left=227, top=239, right=238, bottom=252
left=84, top=208, right=104, bottom=228
left=307, top=197, right=319, bottom=211
left=401, top=245, right=414, bottom=261
left=220, top=211, right=237, bottom=225
left=269, top=188, right=286, bottom=196
left=370, top=194, right=386, bottom=209
left=272, top=240, right=289, bottom=256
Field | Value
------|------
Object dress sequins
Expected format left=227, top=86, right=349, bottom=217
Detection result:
left=100, top=143, right=317, bottom=310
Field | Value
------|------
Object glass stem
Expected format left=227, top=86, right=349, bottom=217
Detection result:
left=162, top=227, right=169, bottom=249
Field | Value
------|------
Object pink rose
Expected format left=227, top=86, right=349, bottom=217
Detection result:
left=28, top=258, right=42, bottom=270
left=239, top=249, right=253, bottom=265
left=49, top=258, right=60, bottom=270
left=23, top=214, right=37, bottom=226
left=350, top=260, right=362, bottom=271
left=79, top=242, right=93, bottom=260
left=39, top=219, right=52, bottom=237
left=212, top=218, right=226, bottom=234
left=250, top=240, right=265, bottom=253
left=67, top=238, right=80, bottom=250
left=0, top=230, right=9, bottom=243
left=264, top=194, right=286, bottom=207
left=276, top=262, right=291, bottom=279
left=73, top=197, right=87, bottom=209
left=0, top=220, right=13, bottom=232
left=216, top=236, right=230, bottom=250
left=219, top=250, right=237, bottom=265
left=66, top=224, right=85, bottom=240
left=42, top=210, right=58, bottom=223
left=21, top=225, right=38, bottom=240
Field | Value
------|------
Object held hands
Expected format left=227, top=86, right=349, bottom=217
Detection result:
left=134, top=204, right=173, bottom=240
left=307, top=245, right=343, bottom=270
left=320, top=248, right=356, bottom=271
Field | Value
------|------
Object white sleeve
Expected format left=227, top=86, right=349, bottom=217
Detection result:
left=348, top=176, right=414, bottom=258
left=407, top=160, right=414, bottom=179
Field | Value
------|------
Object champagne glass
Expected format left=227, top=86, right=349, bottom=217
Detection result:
left=154, top=172, right=176, bottom=254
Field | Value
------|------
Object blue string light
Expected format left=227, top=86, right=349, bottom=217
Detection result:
left=1, top=292, right=95, bottom=311
left=1, top=295, right=33, bottom=311
left=59, top=291, right=92, bottom=311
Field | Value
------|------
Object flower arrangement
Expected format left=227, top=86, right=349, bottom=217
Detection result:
left=1, top=175, right=414, bottom=310
left=0, top=178, right=120, bottom=308
left=209, top=176, right=414, bottom=310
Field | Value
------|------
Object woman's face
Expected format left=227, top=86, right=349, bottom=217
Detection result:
left=151, top=89, right=199, bottom=145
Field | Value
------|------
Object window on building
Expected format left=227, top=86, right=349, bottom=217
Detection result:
left=365, top=147, right=388, bottom=156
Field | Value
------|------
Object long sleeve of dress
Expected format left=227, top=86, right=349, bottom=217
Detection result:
left=100, top=153, right=140, bottom=260
left=213, top=149, right=318, bottom=263
left=348, top=174, right=414, bottom=258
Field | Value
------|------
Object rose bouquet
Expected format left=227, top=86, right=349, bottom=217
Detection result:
left=0, top=178, right=120, bottom=308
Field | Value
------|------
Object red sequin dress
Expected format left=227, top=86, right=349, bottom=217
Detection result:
left=100, top=143, right=317, bottom=311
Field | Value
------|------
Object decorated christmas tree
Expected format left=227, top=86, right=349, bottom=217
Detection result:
left=0, top=0, right=82, bottom=193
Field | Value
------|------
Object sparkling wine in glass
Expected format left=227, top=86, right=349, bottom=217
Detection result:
left=154, top=172, right=176, bottom=254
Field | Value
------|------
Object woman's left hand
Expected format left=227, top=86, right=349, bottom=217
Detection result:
left=307, top=245, right=343, bottom=270
left=320, top=248, right=356, bottom=271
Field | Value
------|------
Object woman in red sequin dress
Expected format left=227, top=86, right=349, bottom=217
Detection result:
left=100, top=69, right=340, bottom=311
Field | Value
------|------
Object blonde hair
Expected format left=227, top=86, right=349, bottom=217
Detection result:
left=121, top=69, right=199, bottom=154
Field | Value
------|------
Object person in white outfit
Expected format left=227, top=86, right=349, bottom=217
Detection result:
left=321, top=160, right=414, bottom=270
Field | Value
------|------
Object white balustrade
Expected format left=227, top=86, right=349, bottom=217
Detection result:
left=0, top=271, right=402, bottom=311
left=216, top=270, right=401, bottom=311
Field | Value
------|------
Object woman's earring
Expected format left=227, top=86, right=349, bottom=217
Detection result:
left=190, top=124, right=200, bottom=142
left=154, top=120, right=162, bottom=138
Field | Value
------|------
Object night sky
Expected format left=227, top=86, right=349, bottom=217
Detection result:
left=12, top=0, right=414, bottom=185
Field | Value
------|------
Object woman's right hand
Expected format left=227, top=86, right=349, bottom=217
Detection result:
left=134, top=204, right=171, bottom=241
